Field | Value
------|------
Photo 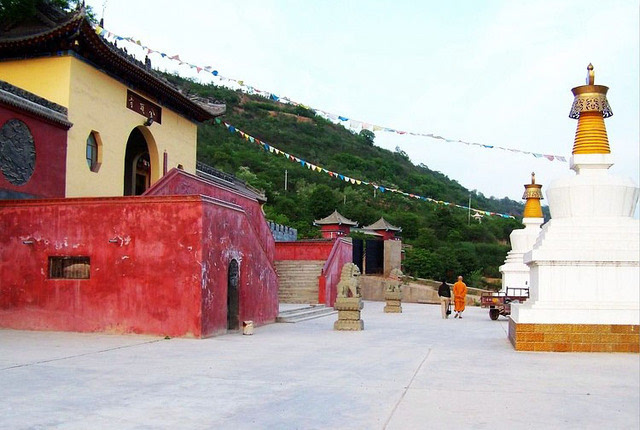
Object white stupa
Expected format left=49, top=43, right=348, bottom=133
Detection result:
left=499, top=173, right=544, bottom=293
left=509, top=65, right=640, bottom=352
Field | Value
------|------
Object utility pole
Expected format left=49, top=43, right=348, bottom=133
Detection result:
left=468, top=193, right=471, bottom=225
left=284, top=169, right=288, bottom=191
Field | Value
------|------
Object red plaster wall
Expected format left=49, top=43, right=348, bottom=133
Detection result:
left=320, top=238, right=353, bottom=307
left=320, top=225, right=351, bottom=239
left=147, top=169, right=275, bottom=262
left=375, top=231, right=397, bottom=241
left=0, top=196, right=203, bottom=336
left=200, top=200, right=278, bottom=335
left=275, top=240, right=335, bottom=261
left=0, top=194, right=279, bottom=337
left=0, top=105, right=67, bottom=198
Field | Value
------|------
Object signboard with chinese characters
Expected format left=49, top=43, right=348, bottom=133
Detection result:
left=126, top=90, right=162, bottom=124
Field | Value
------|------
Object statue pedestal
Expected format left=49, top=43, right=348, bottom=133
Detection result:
left=334, top=297, right=364, bottom=331
left=384, top=290, right=402, bottom=313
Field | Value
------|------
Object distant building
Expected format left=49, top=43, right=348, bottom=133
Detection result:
left=362, top=217, right=402, bottom=241
left=314, top=210, right=358, bottom=239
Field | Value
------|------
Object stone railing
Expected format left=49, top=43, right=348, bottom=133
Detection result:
left=268, top=221, right=297, bottom=242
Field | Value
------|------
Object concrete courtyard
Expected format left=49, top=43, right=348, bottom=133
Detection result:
left=1, top=301, right=638, bottom=429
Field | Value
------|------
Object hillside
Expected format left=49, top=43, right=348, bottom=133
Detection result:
left=166, top=74, right=532, bottom=286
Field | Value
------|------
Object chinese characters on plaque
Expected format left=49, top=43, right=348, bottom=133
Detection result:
left=126, top=90, right=162, bottom=124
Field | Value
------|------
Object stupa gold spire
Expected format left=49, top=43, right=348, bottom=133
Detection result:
left=522, top=172, right=543, bottom=218
left=569, top=64, right=613, bottom=155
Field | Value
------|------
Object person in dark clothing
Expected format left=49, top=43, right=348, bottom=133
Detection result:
left=438, top=280, right=451, bottom=319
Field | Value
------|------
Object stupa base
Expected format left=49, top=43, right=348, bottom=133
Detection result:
left=508, top=318, right=639, bottom=352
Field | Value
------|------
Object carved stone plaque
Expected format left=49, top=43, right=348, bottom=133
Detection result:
left=0, top=119, right=36, bottom=185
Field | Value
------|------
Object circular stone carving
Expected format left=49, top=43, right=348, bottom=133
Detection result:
left=0, top=119, right=36, bottom=185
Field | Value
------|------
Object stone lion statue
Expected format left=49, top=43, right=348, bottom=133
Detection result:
left=337, top=263, right=361, bottom=298
left=386, top=268, right=404, bottom=292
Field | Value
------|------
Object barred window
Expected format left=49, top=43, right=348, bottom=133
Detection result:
left=48, top=256, right=90, bottom=279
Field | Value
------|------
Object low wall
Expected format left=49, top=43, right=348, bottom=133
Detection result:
left=268, top=221, right=298, bottom=242
left=275, top=240, right=335, bottom=261
left=360, top=276, right=481, bottom=306
left=320, top=238, right=353, bottom=307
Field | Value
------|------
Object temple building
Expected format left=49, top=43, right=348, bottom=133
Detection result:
left=498, top=173, right=544, bottom=292
left=362, top=217, right=402, bottom=241
left=314, top=210, right=358, bottom=239
left=0, top=5, right=279, bottom=337
left=509, top=65, right=639, bottom=353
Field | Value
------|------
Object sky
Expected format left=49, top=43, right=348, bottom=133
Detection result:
left=86, top=0, right=639, bottom=211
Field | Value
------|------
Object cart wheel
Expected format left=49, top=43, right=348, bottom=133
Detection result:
left=489, top=309, right=500, bottom=320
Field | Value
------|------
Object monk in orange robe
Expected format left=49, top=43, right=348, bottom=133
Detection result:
left=453, top=276, right=467, bottom=318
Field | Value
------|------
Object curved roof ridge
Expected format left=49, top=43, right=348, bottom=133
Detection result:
left=363, top=217, right=402, bottom=231
left=314, top=210, right=358, bottom=226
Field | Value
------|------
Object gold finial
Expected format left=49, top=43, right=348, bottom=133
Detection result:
left=586, top=63, right=594, bottom=85
left=522, top=173, right=543, bottom=218
left=569, top=64, right=612, bottom=155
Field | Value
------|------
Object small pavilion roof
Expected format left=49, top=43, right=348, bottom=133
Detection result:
left=314, top=210, right=358, bottom=226
left=363, top=217, right=402, bottom=232
left=0, top=4, right=225, bottom=123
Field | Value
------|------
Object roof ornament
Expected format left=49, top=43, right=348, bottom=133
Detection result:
left=569, top=64, right=613, bottom=155
left=586, top=63, right=595, bottom=85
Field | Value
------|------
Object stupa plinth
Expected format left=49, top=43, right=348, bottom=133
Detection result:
left=509, top=65, right=640, bottom=353
left=499, top=173, right=544, bottom=292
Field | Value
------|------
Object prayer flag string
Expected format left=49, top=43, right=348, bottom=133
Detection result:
left=93, top=25, right=568, bottom=164
left=215, top=118, right=516, bottom=219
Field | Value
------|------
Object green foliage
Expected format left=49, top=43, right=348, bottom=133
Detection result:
left=0, top=0, right=94, bottom=23
left=359, top=129, right=375, bottom=146
left=165, top=74, right=526, bottom=280
left=465, top=269, right=484, bottom=288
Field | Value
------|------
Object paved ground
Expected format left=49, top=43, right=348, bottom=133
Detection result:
left=1, top=302, right=638, bottom=430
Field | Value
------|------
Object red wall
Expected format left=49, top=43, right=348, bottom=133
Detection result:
left=200, top=200, right=278, bottom=334
left=147, top=169, right=275, bottom=262
left=275, top=240, right=335, bottom=261
left=375, top=231, right=397, bottom=241
left=0, top=105, right=68, bottom=198
left=319, top=238, right=353, bottom=306
left=0, top=194, right=278, bottom=337
left=320, top=225, right=351, bottom=239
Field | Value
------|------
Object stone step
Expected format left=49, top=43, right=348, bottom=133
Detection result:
left=277, top=305, right=337, bottom=323
left=275, top=260, right=325, bottom=304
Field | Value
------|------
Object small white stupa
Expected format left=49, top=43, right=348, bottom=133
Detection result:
left=509, top=65, right=640, bottom=353
left=499, top=173, right=544, bottom=293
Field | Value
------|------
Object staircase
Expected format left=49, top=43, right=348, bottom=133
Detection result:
left=275, top=260, right=325, bottom=304
left=277, top=304, right=337, bottom=323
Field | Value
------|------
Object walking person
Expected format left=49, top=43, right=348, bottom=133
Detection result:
left=453, top=275, right=468, bottom=318
left=438, top=280, right=451, bottom=319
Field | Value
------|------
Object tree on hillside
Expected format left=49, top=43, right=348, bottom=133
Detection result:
left=359, top=129, right=375, bottom=146
left=0, top=0, right=74, bottom=21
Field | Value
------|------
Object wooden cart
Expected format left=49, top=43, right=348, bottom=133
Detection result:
left=480, top=287, right=529, bottom=320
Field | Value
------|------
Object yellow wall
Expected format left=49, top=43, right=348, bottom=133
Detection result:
left=0, top=57, right=72, bottom=106
left=0, top=55, right=198, bottom=197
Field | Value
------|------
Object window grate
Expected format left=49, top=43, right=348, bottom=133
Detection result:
left=48, top=256, right=90, bottom=279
